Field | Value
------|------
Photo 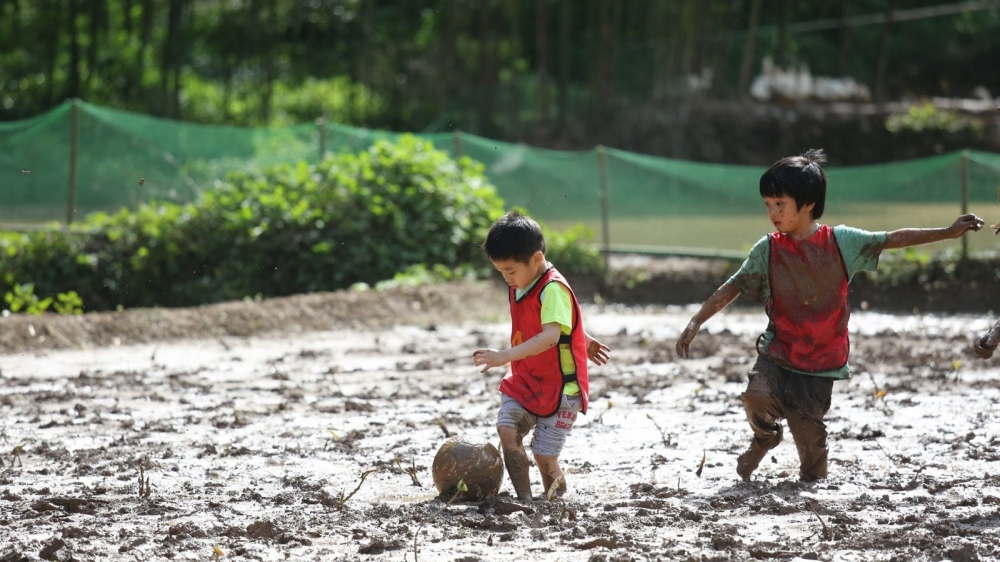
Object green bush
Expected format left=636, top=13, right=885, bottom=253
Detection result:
left=1, top=136, right=505, bottom=311
left=541, top=223, right=606, bottom=279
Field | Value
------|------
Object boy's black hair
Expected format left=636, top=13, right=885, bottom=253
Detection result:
left=482, top=210, right=546, bottom=263
left=759, top=148, right=828, bottom=220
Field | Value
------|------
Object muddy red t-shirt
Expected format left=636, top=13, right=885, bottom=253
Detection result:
left=727, top=225, right=887, bottom=379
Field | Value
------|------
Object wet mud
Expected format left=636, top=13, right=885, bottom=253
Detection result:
left=0, top=292, right=998, bottom=561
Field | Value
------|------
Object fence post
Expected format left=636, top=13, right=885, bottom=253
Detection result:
left=961, top=150, right=969, bottom=261
left=66, top=99, right=80, bottom=227
left=597, top=145, right=611, bottom=273
left=453, top=129, right=464, bottom=159
left=317, top=116, right=327, bottom=162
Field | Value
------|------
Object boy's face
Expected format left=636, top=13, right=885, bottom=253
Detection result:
left=764, top=195, right=816, bottom=237
left=492, top=252, right=545, bottom=291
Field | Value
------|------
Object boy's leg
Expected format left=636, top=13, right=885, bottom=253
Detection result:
left=781, top=374, right=834, bottom=482
left=737, top=356, right=785, bottom=481
left=496, top=395, right=537, bottom=503
left=498, top=426, right=533, bottom=502
left=530, top=394, right=582, bottom=498
left=533, top=454, right=564, bottom=498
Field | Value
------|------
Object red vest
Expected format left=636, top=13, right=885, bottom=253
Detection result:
left=765, top=225, right=850, bottom=373
left=499, top=267, right=589, bottom=417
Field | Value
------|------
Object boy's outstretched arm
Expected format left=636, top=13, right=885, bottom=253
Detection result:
left=473, top=323, right=562, bottom=373
left=883, top=214, right=983, bottom=249
left=675, top=283, right=741, bottom=359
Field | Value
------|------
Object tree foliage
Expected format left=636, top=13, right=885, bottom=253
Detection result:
left=1, top=1, right=998, bottom=139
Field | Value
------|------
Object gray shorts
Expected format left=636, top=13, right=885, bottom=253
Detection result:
left=496, top=393, right=583, bottom=458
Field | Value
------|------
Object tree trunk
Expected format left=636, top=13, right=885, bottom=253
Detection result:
left=738, top=0, right=763, bottom=96
left=873, top=0, right=896, bottom=104
left=43, top=0, right=59, bottom=104
left=476, top=0, right=494, bottom=134
left=260, top=0, right=277, bottom=124
left=835, top=0, right=851, bottom=75
left=777, top=0, right=792, bottom=67
left=68, top=0, right=81, bottom=99
left=591, top=0, right=610, bottom=124
left=648, top=0, right=669, bottom=99
left=86, top=0, right=108, bottom=92
left=160, top=0, right=183, bottom=117
left=137, top=0, right=154, bottom=103
left=123, top=0, right=133, bottom=38
left=556, top=0, right=570, bottom=126
left=535, top=0, right=549, bottom=122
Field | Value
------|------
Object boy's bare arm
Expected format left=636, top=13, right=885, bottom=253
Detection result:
left=473, top=323, right=562, bottom=373
left=675, top=283, right=741, bottom=359
left=883, top=214, right=983, bottom=249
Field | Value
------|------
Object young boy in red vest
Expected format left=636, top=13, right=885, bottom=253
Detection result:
left=473, top=211, right=610, bottom=503
left=676, top=149, right=983, bottom=483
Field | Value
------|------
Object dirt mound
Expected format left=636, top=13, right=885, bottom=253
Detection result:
left=0, top=281, right=507, bottom=355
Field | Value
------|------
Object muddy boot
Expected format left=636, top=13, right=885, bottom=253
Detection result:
left=503, top=449, right=533, bottom=503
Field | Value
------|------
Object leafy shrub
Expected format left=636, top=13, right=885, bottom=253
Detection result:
left=1, top=136, right=505, bottom=311
left=541, top=223, right=606, bottom=279
left=885, top=103, right=985, bottom=152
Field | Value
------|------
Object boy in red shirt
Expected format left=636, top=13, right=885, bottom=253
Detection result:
left=473, top=211, right=610, bottom=502
left=676, top=149, right=983, bottom=482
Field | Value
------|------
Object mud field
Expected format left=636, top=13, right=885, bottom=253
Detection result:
left=1, top=280, right=999, bottom=562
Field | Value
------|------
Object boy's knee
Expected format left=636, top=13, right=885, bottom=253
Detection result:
left=497, top=425, right=524, bottom=450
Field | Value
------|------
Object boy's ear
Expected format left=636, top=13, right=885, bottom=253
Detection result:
left=531, top=251, right=545, bottom=266
left=802, top=201, right=817, bottom=216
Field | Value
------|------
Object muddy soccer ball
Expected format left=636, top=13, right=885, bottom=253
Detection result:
left=431, top=436, right=503, bottom=501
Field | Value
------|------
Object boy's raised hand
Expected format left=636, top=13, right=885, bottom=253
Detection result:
left=951, top=213, right=985, bottom=236
left=585, top=333, right=610, bottom=365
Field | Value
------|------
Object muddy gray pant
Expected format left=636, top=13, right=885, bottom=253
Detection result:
left=738, top=355, right=835, bottom=482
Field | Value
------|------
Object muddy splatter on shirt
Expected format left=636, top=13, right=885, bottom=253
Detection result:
left=727, top=225, right=887, bottom=379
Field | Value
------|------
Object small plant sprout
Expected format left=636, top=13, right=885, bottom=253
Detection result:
left=11, top=444, right=23, bottom=467
left=595, top=400, right=613, bottom=424
left=324, top=428, right=340, bottom=451
left=212, top=545, right=225, bottom=561
left=137, top=460, right=151, bottom=497
left=413, top=479, right=467, bottom=562
left=866, top=372, right=893, bottom=416
left=337, top=468, right=378, bottom=509
left=646, top=413, right=674, bottom=447
left=434, top=418, right=452, bottom=437
left=695, top=450, right=706, bottom=477
left=807, top=500, right=831, bottom=540
left=394, top=455, right=422, bottom=486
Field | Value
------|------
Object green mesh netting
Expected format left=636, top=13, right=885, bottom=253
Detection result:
left=3, top=100, right=1000, bottom=253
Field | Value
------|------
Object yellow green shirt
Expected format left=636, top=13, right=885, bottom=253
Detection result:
left=515, top=274, right=579, bottom=395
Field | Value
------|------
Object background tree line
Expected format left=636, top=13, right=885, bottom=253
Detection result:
left=1, top=0, right=998, bottom=154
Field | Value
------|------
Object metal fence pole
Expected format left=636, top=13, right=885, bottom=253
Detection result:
left=317, top=116, right=327, bottom=162
left=597, top=145, right=611, bottom=273
left=961, top=150, right=969, bottom=260
left=453, top=130, right=464, bottom=159
left=66, top=99, right=80, bottom=227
